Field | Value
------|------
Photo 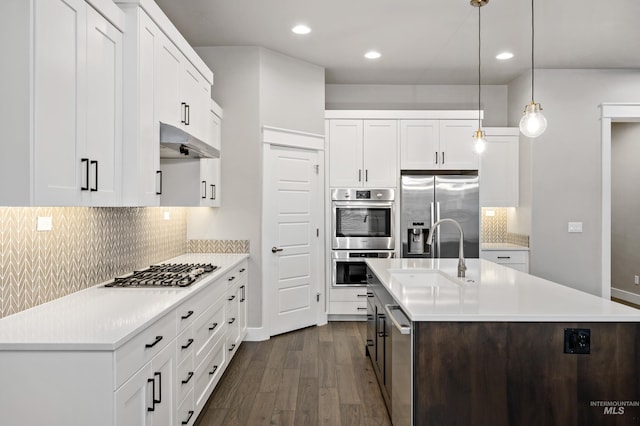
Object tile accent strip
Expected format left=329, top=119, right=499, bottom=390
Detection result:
left=481, top=208, right=508, bottom=243
left=188, top=240, right=250, bottom=254
left=0, top=207, right=187, bottom=319
left=506, top=232, right=530, bottom=247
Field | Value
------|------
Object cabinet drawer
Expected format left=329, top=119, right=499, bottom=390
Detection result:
left=329, top=301, right=368, bottom=315
left=176, top=279, right=225, bottom=333
left=193, top=301, right=226, bottom=370
left=177, top=389, right=195, bottom=426
left=330, top=288, right=369, bottom=302
left=226, top=260, right=248, bottom=286
left=176, top=353, right=194, bottom=407
left=115, top=311, right=176, bottom=388
left=176, top=326, right=195, bottom=365
left=194, top=339, right=226, bottom=413
left=481, top=250, right=528, bottom=264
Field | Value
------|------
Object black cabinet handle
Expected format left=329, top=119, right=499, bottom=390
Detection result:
left=181, top=102, right=187, bottom=124
left=228, top=317, right=236, bottom=324
left=366, top=339, right=374, bottom=347
left=182, top=410, right=194, bottom=425
left=358, top=169, right=362, bottom=182
left=357, top=294, right=368, bottom=298
left=228, top=295, right=236, bottom=301
left=228, top=344, right=236, bottom=352
left=90, top=160, right=98, bottom=192
left=239, top=268, right=246, bottom=273
left=181, top=371, right=194, bottom=385
left=367, top=292, right=374, bottom=297
left=357, top=307, right=367, bottom=311
left=147, top=378, right=156, bottom=412
left=497, top=256, right=511, bottom=259
left=156, top=170, right=162, bottom=195
left=208, top=322, right=218, bottom=331
left=181, top=338, right=194, bottom=350
left=201, top=181, right=207, bottom=199
left=434, top=151, right=438, bottom=164
left=181, top=310, right=194, bottom=320
left=228, top=276, right=236, bottom=282
left=81, top=158, right=89, bottom=191
left=365, top=169, right=368, bottom=182
left=240, top=285, right=245, bottom=302
left=145, top=335, right=163, bottom=348
left=442, top=151, right=445, bottom=164
left=153, top=372, right=161, bottom=404
left=208, top=365, right=218, bottom=375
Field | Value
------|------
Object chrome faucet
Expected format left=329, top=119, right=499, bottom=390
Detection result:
left=426, top=218, right=467, bottom=278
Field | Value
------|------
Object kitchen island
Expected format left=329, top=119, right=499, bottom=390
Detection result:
left=366, top=258, right=640, bottom=426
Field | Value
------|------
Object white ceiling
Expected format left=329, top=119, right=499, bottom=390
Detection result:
left=154, top=0, right=640, bottom=85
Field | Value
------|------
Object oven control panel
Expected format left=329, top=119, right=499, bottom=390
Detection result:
left=331, top=188, right=395, bottom=201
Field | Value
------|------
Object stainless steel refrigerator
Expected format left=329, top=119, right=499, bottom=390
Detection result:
left=400, top=172, right=479, bottom=259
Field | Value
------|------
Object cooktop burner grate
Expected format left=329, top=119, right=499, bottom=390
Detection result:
left=104, top=263, right=218, bottom=288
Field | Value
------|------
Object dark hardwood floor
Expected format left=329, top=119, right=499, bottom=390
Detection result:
left=194, top=321, right=391, bottom=426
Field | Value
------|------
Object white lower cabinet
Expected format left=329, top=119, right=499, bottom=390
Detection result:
left=329, top=287, right=369, bottom=316
left=481, top=249, right=529, bottom=273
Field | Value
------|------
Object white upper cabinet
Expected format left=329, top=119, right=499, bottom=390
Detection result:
left=400, top=119, right=478, bottom=170
left=0, top=0, right=124, bottom=206
left=328, top=120, right=397, bottom=188
left=479, top=128, right=519, bottom=207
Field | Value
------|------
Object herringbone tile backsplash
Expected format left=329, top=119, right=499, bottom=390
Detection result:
left=0, top=207, right=187, bottom=319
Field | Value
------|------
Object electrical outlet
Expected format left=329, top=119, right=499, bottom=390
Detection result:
left=568, top=222, right=583, bottom=233
left=163, top=211, right=171, bottom=220
left=635, top=275, right=639, bottom=286
left=37, top=216, right=52, bottom=232
left=564, top=328, right=590, bottom=354
left=485, top=210, right=495, bottom=217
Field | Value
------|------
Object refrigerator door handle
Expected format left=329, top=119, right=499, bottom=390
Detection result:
left=430, top=202, right=435, bottom=258
left=436, top=201, right=441, bottom=256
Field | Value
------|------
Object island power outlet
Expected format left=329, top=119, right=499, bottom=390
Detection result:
left=564, top=328, right=591, bottom=354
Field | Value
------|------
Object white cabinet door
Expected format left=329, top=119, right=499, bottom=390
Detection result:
left=329, top=120, right=363, bottom=187
left=238, top=282, right=247, bottom=341
left=439, top=120, right=478, bottom=170
left=363, top=120, right=397, bottom=188
left=480, top=128, right=519, bottom=207
left=33, top=0, right=87, bottom=205
left=85, top=5, right=122, bottom=205
left=400, top=120, right=439, bottom=170
left=200, top=158, right=218, bottom=207
left=155, top=32, right=182, bottom=129
left=149, top=341, right=176, bottom=426
left=116, top=363, right=153, bottom=426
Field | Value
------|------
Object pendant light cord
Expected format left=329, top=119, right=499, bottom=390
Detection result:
left=478, top=5, right=481, bottom=128
left=531, top=0, right=535, bottom=102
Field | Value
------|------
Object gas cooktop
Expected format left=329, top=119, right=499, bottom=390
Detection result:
left=103, top=263, right=218, bottom=288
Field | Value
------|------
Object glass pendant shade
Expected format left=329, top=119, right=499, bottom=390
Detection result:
left=473, top=129, right=486, bottom=153
left=519, top=101, right=547, bottom=138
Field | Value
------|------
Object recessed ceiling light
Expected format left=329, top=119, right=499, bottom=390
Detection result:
left=496, top=52, right=514, bottom=60
left=364, top=51, right=381, bottom=59
left=291, top=25, right=311, bottom=35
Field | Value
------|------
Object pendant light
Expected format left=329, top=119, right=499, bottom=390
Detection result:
left=471, top=0, right=488, bottom=154
left=519, top=0, right=547, bottom=138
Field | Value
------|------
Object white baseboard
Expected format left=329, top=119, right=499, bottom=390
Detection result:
left=244, top=327, right=270, bottom=342
left=611, top=287, right=640, bottom=306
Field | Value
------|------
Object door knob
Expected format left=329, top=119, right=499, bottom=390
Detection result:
left=271, top=246, right=283, bottom=253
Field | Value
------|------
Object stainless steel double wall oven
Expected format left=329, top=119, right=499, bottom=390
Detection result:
left=331, top=188, right=395, bottom=287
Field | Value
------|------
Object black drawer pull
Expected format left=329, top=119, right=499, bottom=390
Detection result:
left=239, top=268, right=246, bottom=273
left=209, top=322, right=218, bottom=331
left=497, top=256, right=511, bottom=259
left=181, top=338, right=194, bottom=350
left=228, top=344, right=236, bottom=352
left=181, top=371, right=194, bottom=384
left=357, top=307, right=367, bottom=311
left=367, top=339, right=374, bottom=347
left=228, top=295, right=236, bottom=301
left=145, top=335, right=163, bottom=348
left=181, top=310, right=194, bottom=320
left=208, top=365, right=218, bottom=375
left=228, top=276, right=236, bottom=282
left=182, top=410, right=194, bottom=425
left=357, top=294, right=367, bottom=298
left=228, top=317, right=236, bottom=324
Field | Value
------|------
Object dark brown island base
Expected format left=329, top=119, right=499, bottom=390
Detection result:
left=365, top=258, right=640, bottom=426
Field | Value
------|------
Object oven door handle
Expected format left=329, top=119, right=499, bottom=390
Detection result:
left=332, top=201, right=394, bottom=208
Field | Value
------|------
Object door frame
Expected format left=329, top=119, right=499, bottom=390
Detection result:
left=600, top=103, right=640, bottom=302
left=261, top=126, right=327, bottom=337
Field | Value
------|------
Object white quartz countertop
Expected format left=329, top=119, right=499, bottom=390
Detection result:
left=481, top=243, right=529, bottom=251
left=366, top=258, right=640, bottom=322
left=0, top=253, right=248, bottom=351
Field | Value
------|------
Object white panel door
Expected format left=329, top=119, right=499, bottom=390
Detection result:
left=400, top=120, right=439, bottom=170
left=329, top=120, right=363, bottom=187
left=33, top=0, right=87, bottom=205
left=363, top=120, right=397, bottom=188
left=265, top=144, right=321, bottom=336
left=439, top=120, right=479, bottom=170
left=85, top=6, right=122, bottom=205
left=479, top=130, right=519, bottom=207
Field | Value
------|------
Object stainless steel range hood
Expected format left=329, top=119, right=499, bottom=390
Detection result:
left=159, top=122, right=220, bottom=159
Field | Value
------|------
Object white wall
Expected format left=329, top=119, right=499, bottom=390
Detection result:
left=508, top=69, right=640, bottom=296
left=611, top=122, right=640, bottom=295
left=189, top=47, right=325, bottom=333
left=325, top=84, right=508, bottom=126
left=190, top=46, right=262, bottom=327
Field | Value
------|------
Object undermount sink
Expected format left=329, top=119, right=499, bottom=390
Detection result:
left=388, top=269, right=461, bottom=288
